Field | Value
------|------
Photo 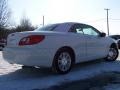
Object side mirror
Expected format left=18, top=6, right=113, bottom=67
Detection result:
left=100, top=32, right=106, bottom=37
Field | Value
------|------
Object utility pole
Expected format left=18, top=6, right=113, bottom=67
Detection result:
left=104, top=8, right=110, bottom=36
left=43, top=16, right=44, bottom=26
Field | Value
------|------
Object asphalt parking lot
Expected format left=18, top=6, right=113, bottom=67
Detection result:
left=0, top=51, right=120, bottom=90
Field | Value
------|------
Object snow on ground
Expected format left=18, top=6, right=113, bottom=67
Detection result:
left=0, top=51, right=120, bottom=90
left=0, top=53, right=21, bottom=75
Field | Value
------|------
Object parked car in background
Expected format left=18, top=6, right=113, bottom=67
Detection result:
left=109, top=35, right=120, bottom=40
left=0, top=39, right=6, bottom=51
left=116, top=39, right=120, bottom=49
left=3, top=22, right=119, bottom=74
left=109, top=35, right=120, bottom=49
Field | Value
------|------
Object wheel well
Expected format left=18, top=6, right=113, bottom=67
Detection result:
left=110, top=43, right=118, bottom=49
left=56, top=46, right=75, bottom=62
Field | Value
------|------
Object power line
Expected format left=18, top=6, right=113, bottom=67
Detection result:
left=86, top=18, right=120, bottom=23
left=86, top=18, right=105, bottom=23
left=110, top=18, right=120, bottom=21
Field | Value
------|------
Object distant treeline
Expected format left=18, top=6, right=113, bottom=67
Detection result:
left=0, top=25, right=36, bottom=40
left=0, top=28, right=12, bottom=39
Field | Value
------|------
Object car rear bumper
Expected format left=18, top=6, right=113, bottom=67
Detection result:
left=2, top=47, right=55, bottom=67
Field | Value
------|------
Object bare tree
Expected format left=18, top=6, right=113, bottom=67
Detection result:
left=20, top=17, right=32, bottom=28
left=0, top=0, right=11, bottom=28
left=15, top=17, right=35, bottom=32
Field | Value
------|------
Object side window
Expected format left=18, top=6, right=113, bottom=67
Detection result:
left=69, top=24, right=83, bottom=34
left=82, top=27, right=99, bottom=36
left=76, top=28, right=83, bottom=34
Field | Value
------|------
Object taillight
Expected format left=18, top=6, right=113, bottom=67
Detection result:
left=19, top=35, right=45, bottom=46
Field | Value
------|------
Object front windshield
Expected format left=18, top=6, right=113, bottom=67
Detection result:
left=35, top=24, right=59, bottom=31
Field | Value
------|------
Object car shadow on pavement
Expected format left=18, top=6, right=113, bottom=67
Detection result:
left=0, top=67, right=54, bottom=80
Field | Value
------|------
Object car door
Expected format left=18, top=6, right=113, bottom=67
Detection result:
left=69, top=24, right=87, bottom=63
left=82, top=25, right=106, bottom=60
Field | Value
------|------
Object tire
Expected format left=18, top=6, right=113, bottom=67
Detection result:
left=52, top=48, right=74, bottom=74
left=105, top=47, right=119, bottom=61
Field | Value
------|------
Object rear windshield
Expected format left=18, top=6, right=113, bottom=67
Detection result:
left=35, top=24, right=59, bottom=31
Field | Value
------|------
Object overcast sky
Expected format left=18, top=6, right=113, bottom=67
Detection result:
left=9, top=0, right=120, bottom=35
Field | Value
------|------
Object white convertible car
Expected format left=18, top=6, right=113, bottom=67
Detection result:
left=3, top=22, right=119, bottom=74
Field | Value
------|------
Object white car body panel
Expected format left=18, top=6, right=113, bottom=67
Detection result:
left=85, top=35, right=108, bottom=60
left=3, top=22, right=116, bottom=67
